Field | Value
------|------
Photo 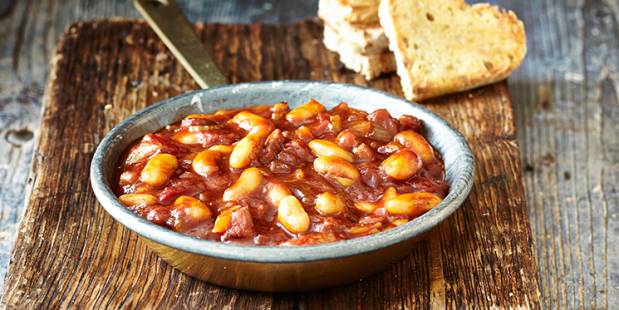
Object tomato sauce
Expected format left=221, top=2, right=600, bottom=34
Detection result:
left=114, top=100, right=448, bottom=246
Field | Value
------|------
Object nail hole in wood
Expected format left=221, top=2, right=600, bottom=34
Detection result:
left=5, top=128, right=34, bottom=146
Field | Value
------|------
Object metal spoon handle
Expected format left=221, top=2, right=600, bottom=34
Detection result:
left=133, top=0, right=227, bottom=88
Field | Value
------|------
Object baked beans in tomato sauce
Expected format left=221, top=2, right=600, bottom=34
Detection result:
left=115, top=99, right=448, bottom=246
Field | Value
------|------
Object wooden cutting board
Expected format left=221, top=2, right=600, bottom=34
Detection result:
left=2, top=20, right=541, bottom=308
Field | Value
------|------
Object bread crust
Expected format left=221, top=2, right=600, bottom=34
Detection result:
left=335, top=0, right=380, bottom=8
left=378, top=0, right=527, bottom=101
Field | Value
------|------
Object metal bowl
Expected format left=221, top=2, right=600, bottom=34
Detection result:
left=90, top=81, right=474, bottom=292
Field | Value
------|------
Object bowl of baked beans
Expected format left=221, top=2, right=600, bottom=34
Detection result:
left=90, top=81, right=474, bottom=291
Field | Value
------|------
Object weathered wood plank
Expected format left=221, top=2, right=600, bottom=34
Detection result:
left=501, top=0, right=619, bottom=308
left=0, top=0, right=316, bottom=296
left=0, top=0, right=142, bottom=294
left=1, top=20, right=539, bottom=308
left=0, top=0, right=617, bottom=307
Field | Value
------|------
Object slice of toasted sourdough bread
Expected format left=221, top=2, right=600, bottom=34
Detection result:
left=378, top=0, right=526, bottom=101
left=323, top=25, right=396, bottom=79
left=319, top=0, right=380, bottom=25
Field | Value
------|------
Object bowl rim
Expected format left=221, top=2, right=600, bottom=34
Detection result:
left=90, top=80, right=474, bottom=263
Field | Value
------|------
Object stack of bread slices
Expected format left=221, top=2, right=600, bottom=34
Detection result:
left=319, top=0, right=527, bottom=101
left=318, top=0, right=396, bottom=80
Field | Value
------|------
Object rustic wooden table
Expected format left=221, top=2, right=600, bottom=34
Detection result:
left=0, top=0, right=616, bottom=308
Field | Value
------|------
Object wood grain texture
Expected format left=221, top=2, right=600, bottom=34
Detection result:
left=501, top=0, right=619, bottom=308
left=0, top=0, right=616, bottom=308
left=1, top=20, right=540, bottom=308
left=0, top=0, right=316, bottom=294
